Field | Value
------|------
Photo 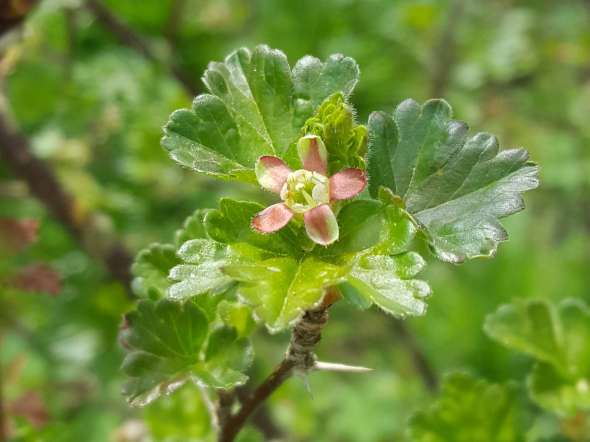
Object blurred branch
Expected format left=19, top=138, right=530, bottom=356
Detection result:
left=392, top=320, right=438, bottom=391
left=0, top=114, right=134, bottom=294
left=164, top=0, right=186, bottom=44
left=0, top=0, right=39, bottom=37
left=84, top=0, right=200, bottom=96
left=430, top=0, right=464, bottom=97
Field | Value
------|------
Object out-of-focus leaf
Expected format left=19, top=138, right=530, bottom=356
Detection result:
left=144, top=383, right=213, bottom=441
left=367, top=99, right=539, bottom=263
left=224, top=257, right=347, bottom=332
left=485, top=299, right=590, bottom=416
left=131, top=244, right=180, bottom=299
left=408, top=372, right=528, bottom=442
left=218, top=300, right=256, bottom=338
left=162, top=45, right=359, bottom=182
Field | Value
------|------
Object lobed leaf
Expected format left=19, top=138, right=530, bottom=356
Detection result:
left=485, top=298, right=590, bottom=416
left=367, top=99, right=539, bottom=263
left=168, top=239, right=233, bottom=300
left=131, top=244, right=180, bottom=299
left=224, top=257, right=347, bottom=333
left=346, top=253, right=431, bottom=318
left=162, top=45, right=359, bottom=183
left=204, top=198, right=301, bottom=256
left=408, top=372, right=528, bottom=442
left=121, top=298, right=252, bottom=406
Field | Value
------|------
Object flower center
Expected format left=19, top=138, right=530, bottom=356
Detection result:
left=280, top=169, right=329, bottom=213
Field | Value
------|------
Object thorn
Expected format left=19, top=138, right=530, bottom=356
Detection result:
left=314, top=361, right=374, bottom=373
left=301, top=372, right=313, bottom=398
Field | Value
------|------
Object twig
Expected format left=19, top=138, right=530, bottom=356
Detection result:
left=219, top=291, right=339, bottom=442
left=234, top=386, right=284, bottom=440
left=84, top=0, right=199, bottom=96
left=430, top=0, right=464, bottom=97
left=392, top=320, right=438, bottom=391
left=0, top=113, right=134, bottom=294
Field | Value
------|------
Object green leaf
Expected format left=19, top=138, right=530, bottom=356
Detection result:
left=162, top=45, right=359, bottom=182
left=205, top=198, right=300, bottom=256
left=324, top=200, right=415, bottom=257
left=346, top=253, right=431, bottom=318
left=300, top=93, right=367, bottom=172
left=168, top=239, right=233, bottom=300
left=195, top=326, right=253, bottom=389
left=484, top=299, right=565, bottom=370
left=175, top=208, right=212, bottom=247
left=131, top=244, right=180, bottom=299
left=292, top=54, right=359, bottom=110
left=485, top=298, right=590, bottom=416
left=144, top=384, right=213, bottom=441
left=528, top=362, right=590, bottom=418
left=325, top=200, right=384, bottom=256
left=122, top=299, right=251, bottom=406
left=121, top=299, right=209, bottom=406
left=367, top=99, right=539, bottom=263
left=218, top=300, right=256, bottom=338
left=224, top=257, right=347, bottom=332
left=408, top=372, right=528, bottom=442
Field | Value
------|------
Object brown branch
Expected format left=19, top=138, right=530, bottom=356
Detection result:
left=0, top=113, right=133, bottom=294
left=84, top=0, right=199, bottom=97
left=218, top=292, right=339, bottom=442
left=0, top=0, right=39, bottom=37
left=430, top=0, right=464, bottom=98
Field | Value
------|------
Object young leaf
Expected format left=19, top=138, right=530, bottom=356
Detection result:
left=485, top=299, right=590, bottom=416
left=174, top=208, right=212, bottom=247
left=408, top=372, right=528, bottom=442
left=162, top=45, right=359, bottom=183
left=346, top=253, right=431, bottom=318
left=300, top=93, right=367, bottom=173
left=168, top=239, right=233, bottom=300
left=205, top=198, right=300, bottom=256
left=131, top=244, right=181, bottom=299
left=367, top=99, right=539, bottom=263
left=324, top=200, right=415, bottom=257
left=325, top=200, right=384, bottom=256
left=121, top=299, right=209, bottom=406
left=224, top=257, right=347, bottom=332
left=121, top=298, right=251, bottom=406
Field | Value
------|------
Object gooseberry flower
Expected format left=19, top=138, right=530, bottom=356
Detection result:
left=251, top=135, right=366, bottom=246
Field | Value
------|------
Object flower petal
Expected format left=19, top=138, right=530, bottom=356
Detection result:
left=251, top=203, right=294, bottom=233
left=304, top=204, right=339, bottom=246
left=297, top=135, right=328, bottom=175
left=329, top=168, right=367, bottom=200
left=255, top=156, right=292, bottom=193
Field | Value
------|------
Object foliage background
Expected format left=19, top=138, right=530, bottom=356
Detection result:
left=0, top=0, right=588, bottom=440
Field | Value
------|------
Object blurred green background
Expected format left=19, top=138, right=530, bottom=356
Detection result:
left=0, top=0, right=589, bottom=440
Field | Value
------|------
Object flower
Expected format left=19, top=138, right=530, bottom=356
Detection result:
left=251, top=135, right=367, bottom=246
